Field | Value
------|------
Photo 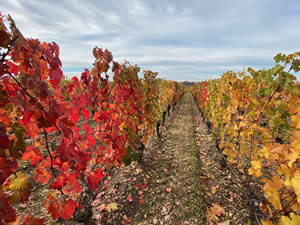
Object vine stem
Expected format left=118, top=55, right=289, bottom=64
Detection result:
left=43, top=128, right=64, bottom=196
left=43, top=128, right=56, bottom=177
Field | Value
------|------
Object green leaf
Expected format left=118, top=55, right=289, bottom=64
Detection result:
left=259, top=88, right=270, bottom=97
left=274, top=53, right=286, bottom=63
left=293, top=59, right=300, bottom=72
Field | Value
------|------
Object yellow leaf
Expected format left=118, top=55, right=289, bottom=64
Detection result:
left=262, top=176, right=283, bottom=210
left=260, top=145, right=270, bottom=159
left=291, top=202, right=300, bottom=213
left=291, top=169, right=300, bottom=204
left=278, top=213, right=300, bottom=225
left=248, top=159, right=262, bottom=178
left=119, top=122, right=126, bottom=130
left=261, top=220, right=273, bottom=225
left=240, top=142, right=250, bottom=157
left=277, top=164, right=291, bottom=187
left=5, top=172, right=32, bottom=204
left=270, top=144, right=288, bottom=162
left=245, top=219, right=251, bottom=225
left=286, top=148, right=300, bottom=168
left=106, top=203, right=118, bottom=213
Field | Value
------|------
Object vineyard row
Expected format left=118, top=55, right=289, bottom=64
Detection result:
left=191, top=53, right=300, bottom=225
left=0, top=13, right=184, bottom=224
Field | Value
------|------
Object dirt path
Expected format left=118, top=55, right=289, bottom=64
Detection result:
left=133, top=93, right=205, bottom=224
left=191, top=96, right=252, bottom=225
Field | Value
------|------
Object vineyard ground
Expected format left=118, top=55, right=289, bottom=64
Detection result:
left=88, top=93, right=254, bottom=225
left=17, top=93, right=255, bottom=224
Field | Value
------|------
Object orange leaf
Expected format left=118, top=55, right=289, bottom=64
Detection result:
left=35, top=166, right=51, bottom=184
left=21, top=215, right=44, bottom=225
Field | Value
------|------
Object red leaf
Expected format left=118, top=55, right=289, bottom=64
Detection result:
left=82, top=108, right=90, bottom=121
left=69, top=107, right=80, bottom=125
left=0, top=30, right=11, bottom=48
left=83, top=123, right=96, bottom=147
left=64, top=172, right=82, bottom=193
left=37, top=116, right=52, bottom=128
left=0, top=157, right=18, bottom=184
left=93, top=110, right=109, bottom=122
left=21, top=110, right=34, bottom=125
left=0, top=131, right=9, bottom=149
left=139, top=198, right=144, bottom=205
left=21, top=215, right=44, bottom=225
left=0, top=62, right=8, bottom=77
left=80, top=69, right=90, bottom=86
left=61, top=199, right=78, bottom=219
left=43, top=191, right=60, bottom=220
left=87, top=168, right=104, bottom=190
left=46, top=201, right=60, bottom=220
left=46, top=100, right=61, bottom=123
left=50, top=173, right=66, bottom=190
left=126, top=195, right=133, bottom=202
left=49, top=67, right=63, bottom=87
left=22, top=146, right=43, bottom=166
left=0, top=191, right=16, bottom=224
left=35, top=166, right=51, bottom=184
left=6, top=61, right=18, bottom=75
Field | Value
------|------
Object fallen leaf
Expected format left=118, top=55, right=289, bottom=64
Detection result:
left=166, top=187, right=172, bottom=193
left=139, top=198, right=144, bottom=205
left=106, top=203, right=118, bottom=213
left=131, top=163, right=136, bottom=169
left=96, top=191, right=105, bottom=199
left=211, top=186, right=218, bottom=194
left=127, top=195, right=133, bottom=202
left=97, top=204, right=107, bottom=211
left=91, top=199, right=101, bottom=206
left=206, top=204, right=225, bottom=223
left=213, top=203, right=225, bottom=217
left=136, top=168, right=142, bottom=174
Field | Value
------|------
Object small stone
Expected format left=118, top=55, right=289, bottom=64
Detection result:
left=176, top=201, right=180, bottom=206
left=164, top=215, right=171, bottom=222
left=153, top=218, right=158, bottom=224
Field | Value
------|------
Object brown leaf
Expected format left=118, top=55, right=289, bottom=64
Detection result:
left=206, top=203, right=225, bottom=223
left=166, top=187, right=172, bottom=193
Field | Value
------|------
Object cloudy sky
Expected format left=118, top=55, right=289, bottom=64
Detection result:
left=1, top=0, right=299, bottom=81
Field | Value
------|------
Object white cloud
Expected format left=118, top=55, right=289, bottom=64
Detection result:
left=0, top=0, right=299, bottom=81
